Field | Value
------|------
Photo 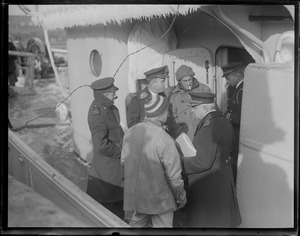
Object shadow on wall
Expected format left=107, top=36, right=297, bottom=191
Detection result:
left=237, top=64, right=294, bottom=228
left=238, top=147, right=293, bottom=228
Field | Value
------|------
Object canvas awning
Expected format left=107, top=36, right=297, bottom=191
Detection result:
left=29, top=5, right=202, bottom=31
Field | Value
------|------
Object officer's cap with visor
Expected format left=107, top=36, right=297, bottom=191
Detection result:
left=144, top=65, right=169, bottom=80
left=91, top=77, right=119, bottom=93
left=188, top=92, right=216, bottom=107
left=221, top=62, right=244, bottom=78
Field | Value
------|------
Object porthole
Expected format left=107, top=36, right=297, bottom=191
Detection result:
left=89, top=50, right=102, bottom=77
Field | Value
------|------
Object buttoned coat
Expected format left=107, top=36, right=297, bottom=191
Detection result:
left=87, top=92, right=124, bottom=203
left=226, top=81, right=243, bottom=127
left=225, top=81, right=244, bottom=182
left=121, top=121, right=186, bottom=215
left=183, top=111, right=242, bottom=227
left=165, top=78, right=211, bottom=141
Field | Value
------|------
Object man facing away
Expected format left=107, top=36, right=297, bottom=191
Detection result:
left=182, top=92, right=242, bottom=227
left=86, top=77, right=125, bottom=220
left=121, top=95, right=187, bottom=227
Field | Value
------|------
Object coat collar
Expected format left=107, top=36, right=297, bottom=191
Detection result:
left=197, top=110, right=223, bottom=129
left=236, top=80, right=244, bottom=89
left=144, top=119, right=164, bottom=128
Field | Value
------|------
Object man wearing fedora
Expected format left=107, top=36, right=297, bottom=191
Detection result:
left=126, top=65, right=169, bottom=129
left=121, top=95, right=187, bottom=227
left=221, top=62, right=247, bottom=185
left=86, top=77, right=124, bottom=220
left=181, top=92, right=242, bottom=227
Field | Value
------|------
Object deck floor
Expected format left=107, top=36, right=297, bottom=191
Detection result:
left=8, top=175, right=88, bottom=227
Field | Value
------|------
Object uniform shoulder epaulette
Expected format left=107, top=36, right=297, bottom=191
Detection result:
left=203, top=119, right=210, bottom=127
left=92, top=105, right=100, bottom=115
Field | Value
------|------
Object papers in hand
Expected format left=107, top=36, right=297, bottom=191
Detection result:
left=175, top=132, right=196, bottom=157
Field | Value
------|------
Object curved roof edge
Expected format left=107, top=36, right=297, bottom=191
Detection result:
left=29, top=5, right=202, bottom=31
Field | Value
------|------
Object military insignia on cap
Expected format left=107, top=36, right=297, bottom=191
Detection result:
left=144, top=65, right=169, bottom=79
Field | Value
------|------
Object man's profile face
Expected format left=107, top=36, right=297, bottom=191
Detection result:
left=192, top=104, right=206, bottom=120
left=104, top=91, right=117, bottom=102
left=225, top=72, right=240, bottom=87
left=152, top=78, right=166, bottom=93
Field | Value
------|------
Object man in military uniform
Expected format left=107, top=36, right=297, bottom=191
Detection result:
left=221, top=62, right=247, bottom=185
left=86, top=77, right=124, bottom=220
left=126, top=65, right=169, bottom=129
left=182, top=92, right=242, bottom=227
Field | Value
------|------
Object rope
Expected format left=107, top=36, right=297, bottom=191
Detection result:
left=10, top=85, right=91, bottom=131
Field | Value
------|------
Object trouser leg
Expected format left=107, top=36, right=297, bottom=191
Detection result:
left=151, top=211, right=173, bottom=227
left=129, top=211, right=150, bottom=227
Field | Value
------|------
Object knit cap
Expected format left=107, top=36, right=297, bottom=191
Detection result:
left=176, top=65, right=195, bottom=81
left=144, top=95, right=169, bottom=117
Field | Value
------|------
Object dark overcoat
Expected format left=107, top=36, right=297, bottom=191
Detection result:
left=183, top=111, right=242, bottom=227
left=226, top=81, right=243, bottom=127
left=225, top=81, right=244, bottom=182
left=86, top=92, right=124, bottom=203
